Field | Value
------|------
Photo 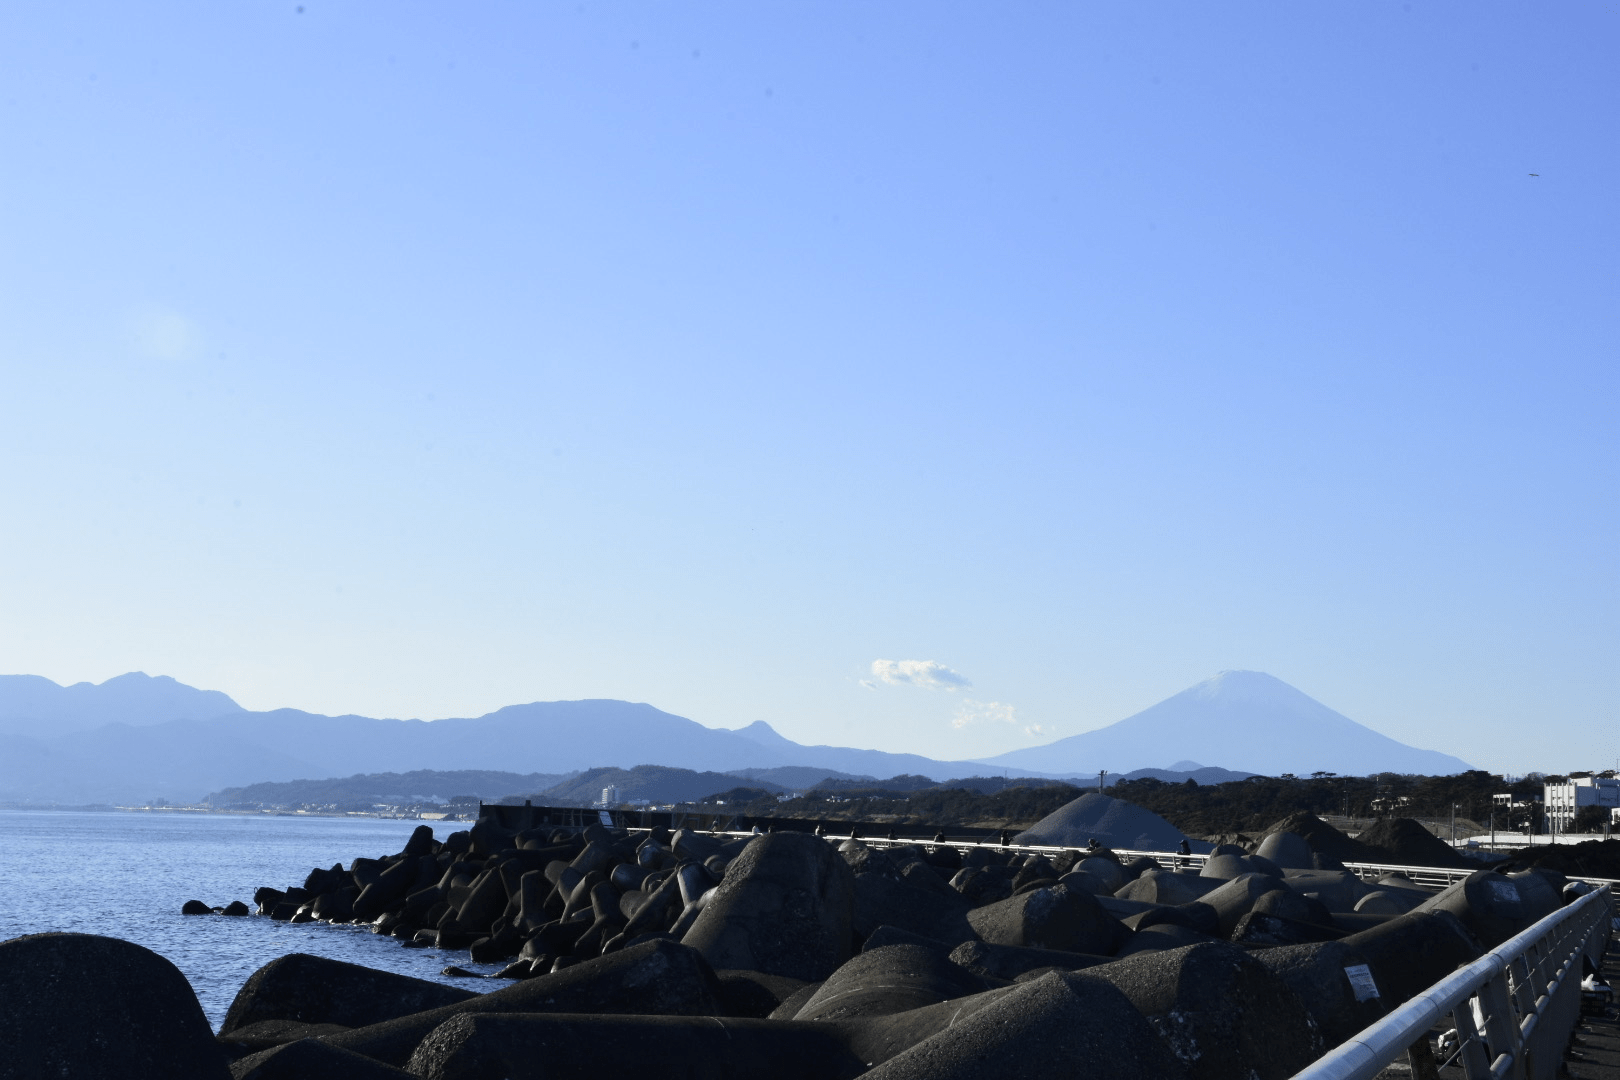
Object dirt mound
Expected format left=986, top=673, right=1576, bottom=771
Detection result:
left=1494, top=839, right=1620, bottom=880
left=1354, top=818, right=1472, bottom=869
left=1256, top=811, right=1378, bottom=864
left=1013, top=792, right=1211, bottom=853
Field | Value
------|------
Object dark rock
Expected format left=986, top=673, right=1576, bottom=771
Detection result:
left=682, top=832, right=856, bottom=982
left=324, top=938, right=724, bottom=1067
left=965, top=883, right=1126, bottom=955
left=1087, top=940, right=1321, bottom=1080
left=0, top=932, right=230, bottom=1080
left=857, top=969, right=1188, bottom=1080
left=403, top=824, right=437, bottom=857
left=221, top=900, right=251, bottom=916
left=220, top=953, right=478, bottom=1035
left=406, top=1013, right=866, bottom=1080
left=230, top=1037, right=416, bottom=1080
left=182, top=899, right=214, bottom=915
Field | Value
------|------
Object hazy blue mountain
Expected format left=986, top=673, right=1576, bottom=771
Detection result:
left=2, top=669, right=1462, bottom=807
left=0, top=686, right=1068, bottom=805
left=0, top=672, right=243, bottom=735
left=979, top=671, right=1473, bottom=777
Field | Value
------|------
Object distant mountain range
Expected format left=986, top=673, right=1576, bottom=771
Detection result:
left=0, top=669, right=1471, bottom=805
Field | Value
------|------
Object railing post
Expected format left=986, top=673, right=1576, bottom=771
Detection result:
left=1448, top=994, right=1493, bottom=1079
left=1477, top=971, right=1526, bottom=1080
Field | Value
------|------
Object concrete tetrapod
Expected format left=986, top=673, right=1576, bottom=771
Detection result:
left=321, top=938, right=723, bottom=1067
left=681, top=831, right=857, bottom=982
left=792, top=944, right=988, bottom=1021
left=220, top=953, right=479, bottom=1035
left=858, top=969, right=1190, bottom=1080
left=1410, top=869, right=1545, bottom=950
left=0, top=932, right=230, bottom=1080
left=407, top=1013, right=868, bottom=1080
left=229, top=1037, right=417, bottom=1080
left=965, top=882, right=1127, bottom=954
left=1086, top=940, right=1322, bottom=1080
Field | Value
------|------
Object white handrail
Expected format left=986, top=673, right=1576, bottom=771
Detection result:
left=1287, top=885, right=1611, bottom=1080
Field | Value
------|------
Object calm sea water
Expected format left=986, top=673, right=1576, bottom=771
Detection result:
left=0, top=809, right=503, bottom=1030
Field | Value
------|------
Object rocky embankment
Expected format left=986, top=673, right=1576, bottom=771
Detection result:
left=0, top=815, right=1599, bottom=1080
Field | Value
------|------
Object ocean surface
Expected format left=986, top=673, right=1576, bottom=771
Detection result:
left=0, top=808, right=504, bottom=1030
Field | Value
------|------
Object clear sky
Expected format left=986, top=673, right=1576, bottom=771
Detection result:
left=1, top=3, right=1613, bottom=777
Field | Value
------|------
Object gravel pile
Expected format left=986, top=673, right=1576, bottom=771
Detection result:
left=1012, top=793, right=1210, bottom=853
left=1495, top=838, right=1620, bottom=879
left=1256, top=812, right=1377, bottom=864
left=1353, top=818, right=1471, bottom=869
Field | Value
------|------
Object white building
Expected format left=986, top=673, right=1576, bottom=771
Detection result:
left=1543, top=774, right=1620, bottom=833
left=599, top=785, right=620, bottom=807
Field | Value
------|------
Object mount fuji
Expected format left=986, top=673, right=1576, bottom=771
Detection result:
left=977, top=670, right=1472, bottom=777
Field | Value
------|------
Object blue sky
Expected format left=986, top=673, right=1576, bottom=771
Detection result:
left=1, top=3, right=1613, bottom=775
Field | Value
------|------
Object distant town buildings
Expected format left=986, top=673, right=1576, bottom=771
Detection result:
left=1543, top=774, right=1620, bottom=834
left=598, top=785, right=620, bottom=807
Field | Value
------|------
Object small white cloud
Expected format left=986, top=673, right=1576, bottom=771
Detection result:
left=131, top=308, right=202, bottom=362
left=951, top=698, right=1017, bottom=729
left=869, top=659, right=971, bottom=692
left=1024, top=723, right=1051, bottom=738
left=859, top=679, right=879, bottom=691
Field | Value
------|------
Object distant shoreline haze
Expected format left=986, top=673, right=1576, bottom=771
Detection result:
left=0, top=669, right=1471, bottom=806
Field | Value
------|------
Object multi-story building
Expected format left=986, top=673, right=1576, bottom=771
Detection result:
left=1543, top=774, right=1620, bottom=833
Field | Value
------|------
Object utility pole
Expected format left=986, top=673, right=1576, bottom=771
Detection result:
left=1450, top=803, right=1457, bottom=847
left=1098, top=770, right=1107, bottom=795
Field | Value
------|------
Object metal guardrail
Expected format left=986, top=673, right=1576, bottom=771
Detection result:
left=1288, top=885, right=1612, bottom=1080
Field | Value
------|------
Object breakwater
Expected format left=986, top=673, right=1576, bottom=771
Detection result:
left=2, top=807, right=1610, bottom=1079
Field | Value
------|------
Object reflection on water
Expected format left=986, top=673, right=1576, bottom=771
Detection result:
left=0, top=809, right=501, bottom=1030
